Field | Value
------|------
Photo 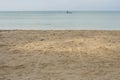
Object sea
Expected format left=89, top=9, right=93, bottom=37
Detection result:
left=0, top=11, right=120, bottom=30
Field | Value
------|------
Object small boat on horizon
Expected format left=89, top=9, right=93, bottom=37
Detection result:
left=66, top=11, right=72, bottom=14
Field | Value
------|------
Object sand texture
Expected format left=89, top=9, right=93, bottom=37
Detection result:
left=0, top=30, right=120, bottom=80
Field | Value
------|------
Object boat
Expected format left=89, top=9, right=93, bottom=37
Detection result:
left=66, top=11, right=72, bottom=14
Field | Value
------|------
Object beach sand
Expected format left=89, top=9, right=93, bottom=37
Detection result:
left=0, top=30, right=120, bottom=80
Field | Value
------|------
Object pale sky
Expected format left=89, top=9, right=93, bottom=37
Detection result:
left=0, top=0, right=120, bottom=11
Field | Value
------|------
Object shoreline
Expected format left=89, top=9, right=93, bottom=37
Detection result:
left=0, top=29, right=120, bottom=31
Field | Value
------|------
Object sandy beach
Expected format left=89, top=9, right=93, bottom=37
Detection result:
left=0, top=30, right=120, bottom=80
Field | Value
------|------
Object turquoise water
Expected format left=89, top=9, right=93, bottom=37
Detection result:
left=0, top=11, right=120, bottom=30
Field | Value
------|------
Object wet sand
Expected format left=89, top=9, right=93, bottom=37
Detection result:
left=0, top=30, right=120, bottom=80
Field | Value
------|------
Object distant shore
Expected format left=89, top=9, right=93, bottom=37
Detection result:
left=0, top=30, right=120, bottom=80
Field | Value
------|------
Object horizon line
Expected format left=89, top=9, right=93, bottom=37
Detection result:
left=0, top=9, right=120, bottom=12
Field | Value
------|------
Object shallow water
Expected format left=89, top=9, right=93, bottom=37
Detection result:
left=0, top=11, right=120, bottom=30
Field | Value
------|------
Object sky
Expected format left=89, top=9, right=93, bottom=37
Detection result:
left=0, top=0, right=120, bottom=11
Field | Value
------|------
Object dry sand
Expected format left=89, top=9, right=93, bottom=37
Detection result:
left=0, top=30, right=120, bottom=80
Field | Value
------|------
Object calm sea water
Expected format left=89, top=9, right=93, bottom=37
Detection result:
left=0, top=11, right=120, bottom=30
